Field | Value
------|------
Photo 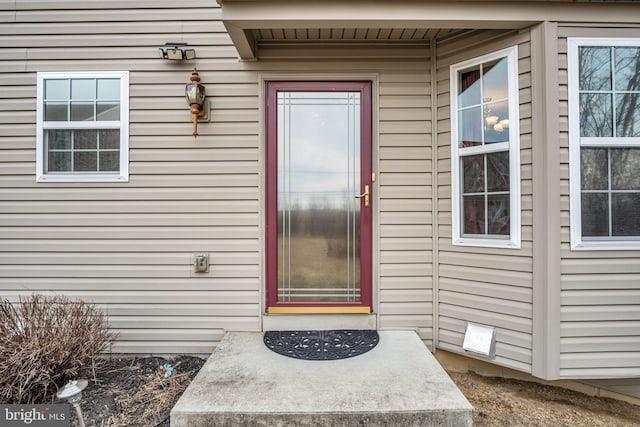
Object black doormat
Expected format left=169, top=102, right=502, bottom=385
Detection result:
left=263, top=330, right=379, bottom=360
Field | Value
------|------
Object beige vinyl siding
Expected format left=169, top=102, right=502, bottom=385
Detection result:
left=1, top=0, right=436, bottom=353
left=435, top=30, right=535, bottom=373
left=557, top=25, right=640, bottom=378
left=0, top=0, right=259, bottom=355
left=378, top=66, right=434, bottom=348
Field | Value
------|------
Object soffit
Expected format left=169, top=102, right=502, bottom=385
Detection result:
left=218, top=0, right=640, bottom=59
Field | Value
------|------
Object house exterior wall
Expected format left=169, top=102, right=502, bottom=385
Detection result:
left=556, top=24, right=640, bottom=379
left=1, top=0, right=639, bottom=386
left=1, top=0, right=258, bottom=354
left=0, top=0, right=435, bottom=353
left=434, top=30, right=535, bottom=373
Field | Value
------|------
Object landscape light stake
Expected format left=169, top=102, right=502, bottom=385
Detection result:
left=57, top=379, right=89, bottom=427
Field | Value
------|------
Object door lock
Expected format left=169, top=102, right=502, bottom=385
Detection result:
left=355, top=184, right=369, bottom=207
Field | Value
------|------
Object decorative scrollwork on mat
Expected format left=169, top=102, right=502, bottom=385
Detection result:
left=263, top=330, right=379, bottom=360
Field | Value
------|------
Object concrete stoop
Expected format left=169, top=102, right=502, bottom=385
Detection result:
left=171, top=331, right=473, bottom=427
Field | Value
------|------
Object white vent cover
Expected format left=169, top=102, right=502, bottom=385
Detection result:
left=462, top=322, right=496, bottom=359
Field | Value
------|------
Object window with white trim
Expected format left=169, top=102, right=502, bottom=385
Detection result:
left=450, top=47, right=521, bottom=248
left=36, top=71, right=129, bottom=182
left=569, top=39, right=640, bottom=250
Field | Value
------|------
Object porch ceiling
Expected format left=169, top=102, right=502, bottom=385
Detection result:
left=218, top=0, right=640, bottom=60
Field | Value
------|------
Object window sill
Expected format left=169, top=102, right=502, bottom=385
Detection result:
left=453, top=237, right=521, bottom=249
left=36, top=174, right=129, bottom=183
left=571, top=240, right=640, bottom=251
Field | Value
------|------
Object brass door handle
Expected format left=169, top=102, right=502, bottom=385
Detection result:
left=355, top=184, right=369, bottom=207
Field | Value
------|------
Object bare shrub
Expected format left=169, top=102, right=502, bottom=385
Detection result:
left=0, top=294, right=115, bottom=404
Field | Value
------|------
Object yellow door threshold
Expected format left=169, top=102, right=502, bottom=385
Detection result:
left=268, top=306, right=371, bottom=314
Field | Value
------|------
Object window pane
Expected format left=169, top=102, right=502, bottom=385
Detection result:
left=615, top=93, right=640, bottom=137
left=463, top=195, right=485, bottom=235
left=458, top=66, right=481, bottom=108
left=487, top=194, right=510, bottom=235
left=459, top=106, right=482, bottom=147
left=46, top=129, right=71, bottom=150
left=70, top=102, right=95, bottom=121
left=614, top=47, right=640, bottom=91
left=71, top=79, right=95, bottom=100
left=612, top=193, right=640, bottom=236
left=44, top=102, right=68, bottom=121
left=462, top=155, right=484, bottom=193
left=482, top=57, right=508, bottom=102
left=579, top=47, right=612, bottom=91
left=99, top=151, right=119, bottom=172
left=581, top=148, right=608, bottom=190
left=96, top=102, right=120, bottom=120
left=580, top=93, right=613, bottom=137
left=487, top=151, right=509, bottom=192
left=581, top=192, right=609, bottom=236
left=45, top=79, right=69, bottom=100
left=611, top=148, right=640, bottom=190
left=484, top=100, right=509, bottom=144
left=74, top=130, right=97, bottom=150
left=74, top=151, right=97, bottom=171
left=99, top=129, right=119, bottom=149
left=97, top=79, right=120, bottom=99
left=47, top=151, right=71, bottom=172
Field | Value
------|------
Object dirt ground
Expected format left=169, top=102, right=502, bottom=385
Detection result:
left=63, top=356, right=640, bottom=427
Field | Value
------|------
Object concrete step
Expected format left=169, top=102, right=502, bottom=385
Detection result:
left=171, top=330, right=473, bottom=427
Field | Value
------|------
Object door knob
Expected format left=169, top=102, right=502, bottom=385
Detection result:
left=355, top=184, right=369, bottom=207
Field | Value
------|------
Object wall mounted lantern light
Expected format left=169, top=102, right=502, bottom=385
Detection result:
left=185, top=67, right=208, bottom=137
left=159, top=43, right=196, bottom=61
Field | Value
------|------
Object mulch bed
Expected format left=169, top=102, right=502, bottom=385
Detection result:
left=59, top=355, right=205, bottom=427
left=58, top=355, right=640, bottom=427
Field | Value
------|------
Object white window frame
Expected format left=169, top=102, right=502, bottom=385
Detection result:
left=36, top=71, right=129, bottom=182
left=568, top=38, right=640, bottom=251
left=450, top=46, right=521, bottom=249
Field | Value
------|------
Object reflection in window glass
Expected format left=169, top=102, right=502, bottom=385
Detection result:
left=45, top=79, right=69, bottom=100
left=458, top=66, right=481, bottom=108
left=612, top=193, right=640, bottom=236
left=484, top=100, right=510, bottom=144
left=580, top=93, right=613, bottom=137
left=581, top=192, right=609, bottom=237
left=487, top=194, right=510, bottom=235
left=580, top=148, right=608, bottom=190
left=575, top=42, right=640, bottom=242
left=452, top=48, right=517, bottom=244
left=581, top=148, right=640, bottom=237
left=579, top=47, right=612, bottom=91
left=482, top=58, right=509, bottom=102
left=71, top=79, right=95, bottom=100
left=459, top=107, right=482, bottom=147
left=462, top=155, right=484, bottom=193
left=45, top=129, right=120, bottom=174
left=461, top=152, right=510, bottom=237
left=487, top=151, right=510, bottom=192
left=614, top=47, right=640, bottom=91
left=616, top=93, right=640, bottom=137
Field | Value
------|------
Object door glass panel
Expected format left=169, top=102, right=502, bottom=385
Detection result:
left=277, top=91, right=361, bottom=302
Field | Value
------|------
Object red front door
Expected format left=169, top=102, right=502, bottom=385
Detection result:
left=265, top=81, right=372, bottom=313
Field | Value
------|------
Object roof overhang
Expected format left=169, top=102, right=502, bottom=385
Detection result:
left=218, top=0, right=640, bottom=60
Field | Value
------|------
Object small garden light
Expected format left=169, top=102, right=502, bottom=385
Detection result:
left=57, top=379, right=88, bottom=427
